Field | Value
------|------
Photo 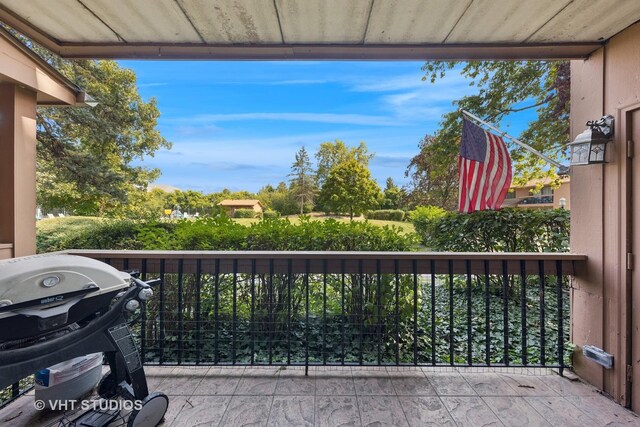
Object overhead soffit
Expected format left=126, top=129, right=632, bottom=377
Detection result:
left=0, top=0, right=639, bottom=60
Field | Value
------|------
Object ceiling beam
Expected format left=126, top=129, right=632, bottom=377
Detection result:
left=48, top=42, right=601, bottom=61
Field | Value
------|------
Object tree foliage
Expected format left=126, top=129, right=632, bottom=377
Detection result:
left=318, top=159, right=381, bottom=219
left=404, top=134, right=458, bottom=210
left=406, top=61, right=570, bottom=209
left=288, top=146, right=317, bottom=214
left=315, top=140, right=372, bottom=187
left=35, top=58, right=171, bottom=215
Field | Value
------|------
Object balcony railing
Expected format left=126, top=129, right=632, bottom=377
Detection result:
left=67, top=251, right=584, bottom=371
left=0, top=250, right=586, bottom=408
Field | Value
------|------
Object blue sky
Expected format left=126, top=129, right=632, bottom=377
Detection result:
left=121, top=60, right=530, bottom=193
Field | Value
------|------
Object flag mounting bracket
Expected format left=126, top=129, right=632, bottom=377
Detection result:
left=461, top=110, right=569, bottom=176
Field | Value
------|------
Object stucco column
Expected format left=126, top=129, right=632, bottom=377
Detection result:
left=0, top=83, right=37, bottom=257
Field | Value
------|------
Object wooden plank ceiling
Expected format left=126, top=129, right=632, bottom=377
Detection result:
left=0, top=0, right=639, bottom=60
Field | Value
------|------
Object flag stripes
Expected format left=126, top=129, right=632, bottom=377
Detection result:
left=458, top=119, right=512, bottom=213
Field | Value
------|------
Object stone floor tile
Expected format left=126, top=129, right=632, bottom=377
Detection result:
left=192, top=367, right=243, bottom=396
left=268, top=395, right=314, bottom=427
left=315, top=396, right=362, bottom=427
left=391, top=375, right=437, bottom=396
left=275, top=376, right=315, bottom=395
left=441, top=396, right=503, bottom=426
left=156, top=367, right=208, bottom=396
left=219, top=395, right=272, bottom=427
left=316, top=371, right=356, bottom=396
left=498, top=374, right=558, bottom=396
left=170, top=395, right=230, bottom=427
left=525, top=396, right=596, bottom=426
left=462, top=373, right=520, bottom=396
left=233, top=366, right=280, bottom=395
left=425, top=372, right=476, bottom=396
left=357, top=395, right=409, bottom=426
left=538, top=375, right=599, bottom=396
left=483, top=396, right=551, bottom=426
left=353, top=376, right=396, bottom=396
left=398, top=396, right=455, bottom=427
left=565, top=396, right=640, bottom=425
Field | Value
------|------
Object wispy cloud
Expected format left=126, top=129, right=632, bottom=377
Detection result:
left=172, top=112, right=404, bottom=127
left=138, top=82, right=167, bottom=88
left=267, top=79, right=329, bottom=85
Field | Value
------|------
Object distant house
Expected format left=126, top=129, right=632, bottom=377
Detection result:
left=218, top=199, right=264, bottom=217
left=502, top=177, right=570, bottom=210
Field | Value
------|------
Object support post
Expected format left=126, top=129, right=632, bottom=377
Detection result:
left=0, top=83, right=37, bottom=258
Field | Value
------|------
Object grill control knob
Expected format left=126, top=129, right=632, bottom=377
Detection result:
left=125, top=299, right=140, bottom=311
left=138, top=288, right=154, bottom=301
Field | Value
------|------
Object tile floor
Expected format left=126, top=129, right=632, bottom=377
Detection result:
left=1, top=366, right=639, bottom=426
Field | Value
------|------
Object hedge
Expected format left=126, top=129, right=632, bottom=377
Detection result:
left=418, top=208, right=569, bottom=252
left=364, top=209, right=405, bottom=221
left=234, top=208, right=258, bottom=218
left=38, top=216, right=419, bottom=252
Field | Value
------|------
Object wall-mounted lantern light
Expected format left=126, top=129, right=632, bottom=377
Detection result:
left=569, top=115, right=614, bottom=166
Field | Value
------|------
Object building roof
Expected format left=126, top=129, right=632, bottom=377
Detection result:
left=0, top=26, right=91, bottom=106
left=0, top=1, right=638, bottom=60
left=218, top=199, right=263, bottom=207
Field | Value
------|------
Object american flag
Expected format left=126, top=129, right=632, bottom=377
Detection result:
left=458, top=118, right=512, bottom=213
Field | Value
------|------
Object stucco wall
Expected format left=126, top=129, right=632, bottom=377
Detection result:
left=570, top=21, right=640, bottom=407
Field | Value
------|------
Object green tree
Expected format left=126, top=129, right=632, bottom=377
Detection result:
left=404, top=134, right=459, bottom=210
left=381, top=177, right=406, bottom=210
left=288, top=146, right=317, bottom=214
left=409, top=61, right=569, bottom=208
left=318, top=159, right=381, bottom=219
left=36, top=59, right=171, bottom=215
left=257, top=182, right=297, bottom=216
left=315, top=140, right=373, bottom=187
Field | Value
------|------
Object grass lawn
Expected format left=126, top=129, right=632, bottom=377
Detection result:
left=232, top=214, right=415, bottom=234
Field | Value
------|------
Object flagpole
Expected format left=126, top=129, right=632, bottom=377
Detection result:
left=461, top=110, right=568, bottom=173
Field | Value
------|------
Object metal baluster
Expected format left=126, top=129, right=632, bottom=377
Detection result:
left=413, top=259, right=418, bottom=366
left=305, top=259, right=310, bottom=375
left=430, top=259, right=436, bottom=365
left=359, top=259, right=364, bottom=366
left=484, top=260, right=491, bottom=366
left=323, top=259, right=327, bottom=366
left=502, top=260, right=509, bottom=366
left=556, top=260, right=564, bottom=376
left=140, top=258, right=147, bottom=364
left=520, top=260, right=527, bottom=366
left=214, top=258, right=220, bottom=365
left=377, top=259, right=382, bottom=365
left=195, top=259, right=202, bottom=365
left=448, top=259, right=454, bottom=365
left=341, top=259, right=346, bottom=366
left=287, top=259, right=292, bottom=365
left=538, top=260, right=546, bottom=366
left=466, top=260, right=472, bottom=366
left=177, top=258, right=184, bottom=365
left=269, top=259, right=274, bottom=365
left=232, top=259, right=238, bottom=365
left=250, top=259, right=256, bottom=366
left=395, top=259, right=400, bottom=365
left=159, top=259, right=165, bottom=365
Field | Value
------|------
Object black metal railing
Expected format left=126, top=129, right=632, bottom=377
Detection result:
left=71, top=251, right=583, bottom=370
left=1, top=250, right=586, bottom=408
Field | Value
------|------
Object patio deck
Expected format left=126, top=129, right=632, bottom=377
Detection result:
left=1, top=366, right=638, bottom=426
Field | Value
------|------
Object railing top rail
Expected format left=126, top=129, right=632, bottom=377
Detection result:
left=63, top=249, right=586, bottom=261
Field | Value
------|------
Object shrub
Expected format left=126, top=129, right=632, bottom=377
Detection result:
left=424, top=208, right=569, bottom=252
left=234, top=209, right=258, bottom=218
left=365, top=209, right=405, bottom=221
left=408, top=206, right=447, bottom=245
left=263, top=209, right=280, bottom=219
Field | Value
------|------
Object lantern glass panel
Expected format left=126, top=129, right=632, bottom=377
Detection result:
left=570, top=142, right=590, bottom=165
left=589, top=141, right=607, bottom=163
